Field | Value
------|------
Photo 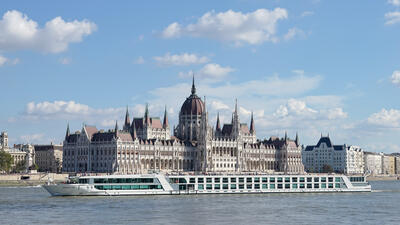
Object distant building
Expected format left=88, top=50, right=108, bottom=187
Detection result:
left=302, top=135, right=364, bottom=174
left=62, top=79, right=304, bottom=174
left=34, top=144, right=63, bottom=173
left=382, top=155, right=395, bottom=175
left=364, top=152, right=383, bottom=175
left=1, top=131, right=34, bottom=171
left=0, top=131, right=9, bottom=149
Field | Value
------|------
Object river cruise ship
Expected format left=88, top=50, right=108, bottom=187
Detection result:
left=43, top=173, right=371, bottom=196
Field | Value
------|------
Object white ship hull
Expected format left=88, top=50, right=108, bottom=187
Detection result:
left=43, top=173, right=371, bottom=196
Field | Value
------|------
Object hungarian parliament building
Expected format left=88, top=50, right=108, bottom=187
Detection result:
left=62, top=79, right=304, bottom=174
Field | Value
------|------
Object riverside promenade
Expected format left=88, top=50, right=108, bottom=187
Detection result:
left=0, top=173, right=68, bottom=186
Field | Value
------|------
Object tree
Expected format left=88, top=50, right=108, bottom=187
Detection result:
left=322, top=164, right=334, bottom=173
left=0, top=150, right=14, bottom=173
left=13, top=160, right=27, bottom=173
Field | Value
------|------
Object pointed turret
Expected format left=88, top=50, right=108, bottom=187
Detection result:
left=144, top=103, right=150, bottom=126
left=216, top=112, right=221, bottom=132
left=132, top=122, right=137, bottom=139
left=191, top=74, right=196, bottom=95
left=163, top=106, right=169, bottom=128
left=295, top=132, right=299, bottom=146
left=124, top=106, right=130, bottom=131
left=284, top=131, right=288, bottom=141
left=65, top=123, right=70, bottom=140
left=115, top=120, right=119, bottom=137
left=250, top=111, right=255, bottom=134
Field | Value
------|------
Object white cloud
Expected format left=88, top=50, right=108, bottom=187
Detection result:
left=134, top=56, right=145, bottom=64
left=59, top=57, right=71, bottom=65
left=0, top=55, right=7, bottom=66
left=391, top=70, right=400, bottom=86
left=154, top=53, right=209, bottom=66
left=161, top=8, right=288, bottom=45
left=388, top=0, right=400, bottom=6
left=0, top=10, right=96, bottom=53
left=178, top=63, right=234, bottom=81
left=0, top=54, right=20, bottom=66
left=385, top=11, right=400, bottom=25
left=284, top=27, right=306, bottom=41
left=211, top=100, right=230, bottom=111
left=367, top=108, right=400, bottom=128
left=19, top=133, right=44, bottom=143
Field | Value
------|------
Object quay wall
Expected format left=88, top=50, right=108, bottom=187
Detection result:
left=0, top=173, right=68, bottom=186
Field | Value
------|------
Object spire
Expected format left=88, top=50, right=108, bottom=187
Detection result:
left=65, top=123, right=70, bottom=139
left=163, top=106, right=169, bottom=128
left=295, top=132, right=299, bottom=146
left=191, top=73, right=196, bottom=95
left=124, top=106, right=130, bottom=128
left=250, top=111, right=255, bottom=133
left=234, top=98, right=238, bottom=115
left=115, top=120, right=119, bottom=136
left=144, top=103, right=150, bottom=125
left=216, top=112, right=221, bottom=131
left=284, top=131, right=287, bottom=141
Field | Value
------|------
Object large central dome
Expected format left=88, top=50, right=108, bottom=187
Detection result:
left=180, top=77, right=204, bottom=115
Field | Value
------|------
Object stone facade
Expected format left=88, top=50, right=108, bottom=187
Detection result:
left=302, top=136, right=364, bottom=174
left=62, top=80, right=304, bottom=174
left=34, top=144, right=63, bottom=173
left=364, top=152, right=383, bottom=175
left=1, top=131, right=34, bottom=171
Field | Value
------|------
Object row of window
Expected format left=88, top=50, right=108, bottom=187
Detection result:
left=195, top=183, right=342, bottom=190
left=92, top=178, right=155, bottom=184
left=180, top=177, right=341, bottom=184
left=94, top=185, right=162, bottom=190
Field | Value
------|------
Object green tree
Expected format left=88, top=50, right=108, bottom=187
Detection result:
left=322, top=164, right=334, bottom=173
left=0, top=150, right=14, bottom=173
left=13, top=160, right=26, bottom=173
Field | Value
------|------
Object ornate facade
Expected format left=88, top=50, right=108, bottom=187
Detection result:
left=62, top=79, right=304, bottom=174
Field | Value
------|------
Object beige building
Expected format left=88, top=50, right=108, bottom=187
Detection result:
left=34, top=144, right=63, bottom=173
left=63, top=79, right=304, bottom=174
left=383, top=155, right=396, bottom=175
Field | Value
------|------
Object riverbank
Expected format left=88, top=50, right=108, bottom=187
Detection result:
left=0, top=173, right=68, bottom=187
left=367, top=175, right=400, bottom=181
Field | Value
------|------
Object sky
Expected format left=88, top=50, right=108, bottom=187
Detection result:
left=0, top=0, right=400, bottom=153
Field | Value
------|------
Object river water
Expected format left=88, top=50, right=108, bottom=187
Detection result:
left=0, top=181, right=399, bottom=225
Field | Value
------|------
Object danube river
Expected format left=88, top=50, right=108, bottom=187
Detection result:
left=0, top=181, right=399, bottom=225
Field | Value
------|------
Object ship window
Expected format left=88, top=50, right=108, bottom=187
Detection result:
left=122, top=185, right=130, bottom=190
left=300, top=184, right=305, bottom=189
left=285, top=184, right=290, bottom=189
left=262, top=177, right=268, bottom=183
left=214, top=184, right=220, bottom=190
left=262, top=184, right=268, bottom=189
left=314, top=184, right=319, bottom=188
left=78, top=179, right=88, bottom=184
left=335, top=183, right=340, bottom=188
left=321, top=177, right=326, bottom=182
left=270, top=177, right=275, bottom=183
left=321, top=183, right=326, bottom=188
left=328, top=177, right=333, bottom=182
left=285, top=177, right=290, bottom=183
left=247, top=184, right=252, bottom=189
left=178, top=178, right=187, bottom=183
left=214, top=178, right=220, bottom=183
left=307, top=177, right=312, bottom=182
left=277, top=177, right=283, bottom=183
left=292, top=184, right=298, bottom=189
left=277, top=184, right=283, bottom=189
left=189, top=178, right=196, bottom=183
left=254, top=177, right=260, bottom=183
left=179, top=185, right=186, bottom=190
left=239, top=184, right=244, bottom=189
left=198, top=184, right=204, bottom=190
left=314, top=177, right=319, bottom=182
left=246, top=177, right=252, bottom=183
left=206, top=178, right=212, bottom=183
left=307, top=184, right=312, bottom=188
left=230, top=177, right=236, bottom=183
left=239, top=177, right=244, bottom=183
left=270, top=184, right=275, bottom=189
left=223, top=178, right=229, bottom=183
left=328, top=183, right=334, bottom=188
left=255, top=184, right=260, bottom=189
left=292, top=177, right=298, bottom=182
left=223, top=184, right=229, bottom=190
left=206, top=184, right=212, bottom=190
left=198, top=178, right=204, bottom=183
left=231, top=184, right=237, bottom=189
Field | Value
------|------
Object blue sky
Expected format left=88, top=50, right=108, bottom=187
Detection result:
left=1, top=0, right=400, bottom=153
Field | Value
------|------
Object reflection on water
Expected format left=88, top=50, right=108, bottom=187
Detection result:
left=0, top=181, right=399, bottom=225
